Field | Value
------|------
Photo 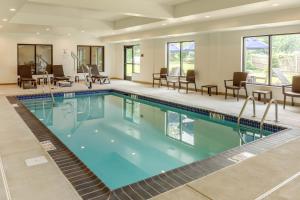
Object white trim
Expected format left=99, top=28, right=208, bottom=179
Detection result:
left=255, top=172, right=300, bottom=200
left=0, top=155, right=11, bottom=200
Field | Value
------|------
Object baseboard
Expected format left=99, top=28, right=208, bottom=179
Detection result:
left=0, top=83, right=17, bottom=85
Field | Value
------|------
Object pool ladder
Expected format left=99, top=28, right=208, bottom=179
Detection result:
left=237, top=96, right=279, bottom=133
left=42, top=71, right=55, bottom=106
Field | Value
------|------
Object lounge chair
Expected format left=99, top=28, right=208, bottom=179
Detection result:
left=178, top=70, right=197, bottom=93
left=224, top=72, right=248, bottom=101
left=282, top=76, right=300, bottom=109
left=153, top=68, right=167, bottom=87
left=90, top=65, right=110, bottom=84
left=18, top=65, right=37, bottom=89
left=52, top=65, right=70, bottom=85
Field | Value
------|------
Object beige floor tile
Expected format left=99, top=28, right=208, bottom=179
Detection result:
left=188, top=138, right=300, bottom=200
left=3, top=149, right=81, bottom=200
left=264, top=176, right=300, bottom=200
left=151, top=186, right=210, bottom=200
left=0, top=136, right=41, bottom=156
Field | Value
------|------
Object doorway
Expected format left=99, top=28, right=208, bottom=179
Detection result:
left=124, top=46, right=134, bottom=80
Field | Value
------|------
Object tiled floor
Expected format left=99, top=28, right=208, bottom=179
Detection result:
left=0, top=80, right=300, bottom=200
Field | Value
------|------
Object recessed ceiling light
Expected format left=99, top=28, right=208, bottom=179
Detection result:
left=46, top=28, right=50, bottom=31
left=162, top=23, right=167, bottom=26
left=2, top=18, right=8, bottom=22
left=205, top=16, right=211, bottom=18
left=131, top=152, right=136, bottom=156
left=9, top=8, right=16, bottom=12
left=272, top=3, right=279, bottom=7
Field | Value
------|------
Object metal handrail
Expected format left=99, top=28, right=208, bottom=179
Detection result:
left=260, top=99, right=279, bottom=131
left=37, top=54, right=55, bottom=105
left=82, top=64, right=92, bottom=89
left=71, top=51, right=79, bottom=75
left=237, top=96, right=256, bottom=126
left=42, top=71, right=55, bottom=105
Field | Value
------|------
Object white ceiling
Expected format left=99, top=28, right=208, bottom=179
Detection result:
left=1, top=0, right=300, bottom=41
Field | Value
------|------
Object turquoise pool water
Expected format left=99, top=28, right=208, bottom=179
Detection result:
left=21, top=92, right=271, bottom=189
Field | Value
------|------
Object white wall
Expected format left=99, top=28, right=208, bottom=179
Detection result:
left=0, top=33, right=114, bottom=84
left=110, top=24, right=300, bottom=103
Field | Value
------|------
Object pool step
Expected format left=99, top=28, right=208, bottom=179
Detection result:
left=23, top=101, right=54, bottom=110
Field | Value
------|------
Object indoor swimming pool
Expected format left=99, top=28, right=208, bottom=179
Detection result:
left=19, top=91, right=278, bottom=190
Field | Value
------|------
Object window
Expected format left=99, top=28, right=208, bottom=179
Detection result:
left=166, top=111, right=195, bottom=145
left=123, top=99, right=140, bottom=124
left=77, top=45, right=104, bottom=73
left=17, top=44, right=53, bottom=75
left=243, top=33, right=300, bottom=85
left=133, top=45, right=141, bottom=73
left=167, top=41, right=195, bottom=76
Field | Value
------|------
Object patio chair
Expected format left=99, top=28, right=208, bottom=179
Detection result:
left=224, top=72, right=248, bottom=101
left=90, top=65, right=110, bottom=84
left=52, top=65, right=70, bottom=85
left=18, top=65, right=37, bottom=89
left=178, top=70, right=197, bottom=93
left=153, top=68, right=167, bottom=87
left=282, top=76, right=300, bottom=109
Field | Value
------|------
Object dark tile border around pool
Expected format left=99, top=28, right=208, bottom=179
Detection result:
left=7, top=90, right=300, bottom=200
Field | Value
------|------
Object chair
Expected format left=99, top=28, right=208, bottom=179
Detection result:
left=52, top=65, right=70, bottom=85
left=178, top=70, right=197, bottom=93
left=224, top=72, right=248, bottom=101
left=18, top=65, right=37, bottom=89
left=90, top=65, right=110, bottom=84
left=153, top=68, right=167, bottom=87
left=282, top=76, right=300, bottom=109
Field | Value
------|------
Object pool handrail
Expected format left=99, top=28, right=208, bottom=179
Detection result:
left=260, top=99, right=279, bottom=131
left=237, top=96, right=256, bottom=126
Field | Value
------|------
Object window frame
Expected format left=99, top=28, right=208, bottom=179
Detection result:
left=242, top=32, right=300, bottom=86
left=77, top=45, right=105, bottom=73
left=17, top=43, right=53, bottom=75
left=167, top=41, right=195, bottom=76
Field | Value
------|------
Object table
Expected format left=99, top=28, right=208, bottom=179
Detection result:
left=37, top=77, right=48, bottom=85
left=201, top=85, right=218, bottom=96
left=166, top=76, right=179, bottom=90
left=75, top=75, right=80, bottom=83
left=252, top=90, right=272, bottom=104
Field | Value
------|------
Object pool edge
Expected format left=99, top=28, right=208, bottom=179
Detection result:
left=7, top=90, right=300, bottom=200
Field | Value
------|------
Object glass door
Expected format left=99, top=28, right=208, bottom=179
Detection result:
left=124, top=46, right=134, bottom=80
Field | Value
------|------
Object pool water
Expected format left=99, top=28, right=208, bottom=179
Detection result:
left=21, top=92, right=271, bottom=189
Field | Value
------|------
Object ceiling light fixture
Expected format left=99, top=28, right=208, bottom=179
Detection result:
left=162, top=23, right=167, bottom=26
left=2, top=18, right=8, bottom=22
left=205, top=15, right=211, bottom=18
left=81, top=30, right=85, bottom=33
left=46, top=28, right=50, bottom=31
left=9, top=8, right=16, bottom=12
left=272, top=3, right=279, bottom=7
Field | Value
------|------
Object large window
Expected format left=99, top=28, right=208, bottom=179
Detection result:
left=17, top=44, right=53, bottom=75
left=167, top=41, right=195, bottom=76
left=77, top=45, right=104, bottom=73
left=243, top=33, right=300, bottom=85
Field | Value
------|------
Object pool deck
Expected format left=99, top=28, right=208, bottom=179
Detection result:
left=0, top=80, right=300, bottom=200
